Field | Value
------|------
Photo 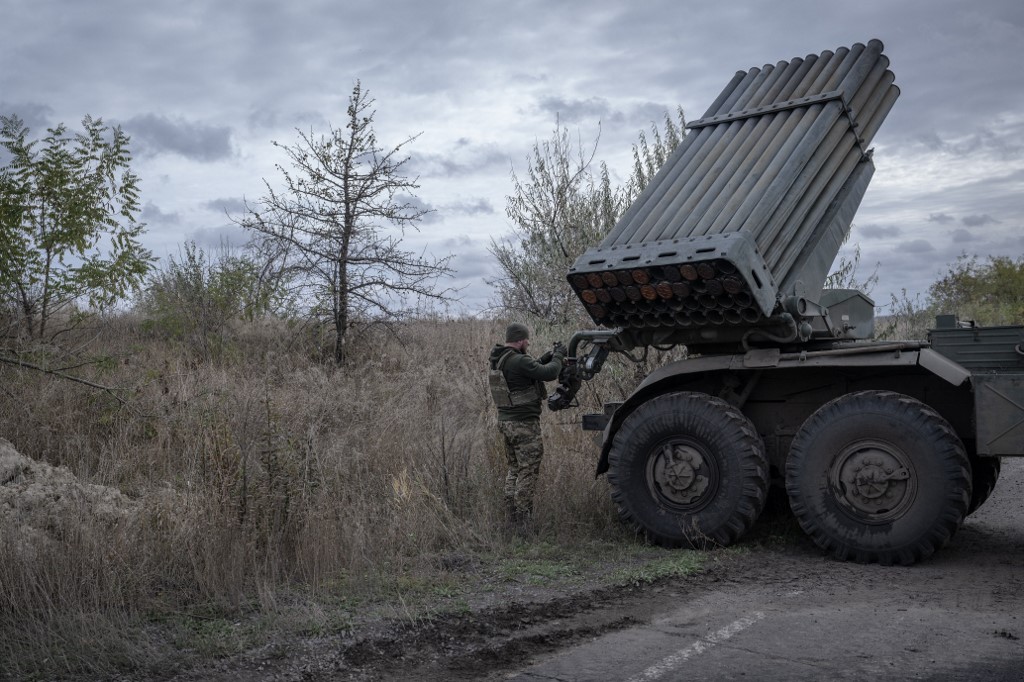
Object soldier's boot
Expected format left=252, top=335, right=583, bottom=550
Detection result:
left=512, top=505, right=533, bottom=538
left=503, top=496, right=519, bottom=536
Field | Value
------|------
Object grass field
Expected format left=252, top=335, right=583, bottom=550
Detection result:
left=0, top=314, right=681, bottom=679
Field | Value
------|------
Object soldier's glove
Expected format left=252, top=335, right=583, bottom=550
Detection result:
left=552, top=341, right=567, bottom=362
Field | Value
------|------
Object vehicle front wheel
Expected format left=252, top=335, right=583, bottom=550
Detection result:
left=606, top=392, right=769, bottom=548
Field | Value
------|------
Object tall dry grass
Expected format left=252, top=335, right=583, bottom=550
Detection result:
left=0, top=314, right=627, bottom=679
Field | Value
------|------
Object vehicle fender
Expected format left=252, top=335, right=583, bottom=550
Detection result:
left=595, top=354, right=738, bottom=476
left=595, top=344, right=973, bottom=476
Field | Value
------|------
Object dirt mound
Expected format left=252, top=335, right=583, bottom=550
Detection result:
left=0, top=438, right=139, bottom=552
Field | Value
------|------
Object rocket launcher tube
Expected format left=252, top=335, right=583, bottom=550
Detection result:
left=568, top=41, right=899, bottom=349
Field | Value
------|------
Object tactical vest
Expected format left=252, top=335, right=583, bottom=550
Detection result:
left=489, top=348, right=543, bottom=407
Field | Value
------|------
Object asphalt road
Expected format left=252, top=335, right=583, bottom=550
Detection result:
left=502, top=459, right=1024, bottom=682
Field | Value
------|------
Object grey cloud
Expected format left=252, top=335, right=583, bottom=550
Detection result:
left=449, top=240, right=498, bottom=281
left=453, top=259, right=497, bottom=282
left=123, top=114, right=233, bottom=162
left=204, top=197, right=248, bottom=215
left=882, top=171, right=1023, bottom=241
left=395, top=194, right=440, bottom=224
left=142, top=201, right=179, bottom=224
left=630, top=103, right=685, bottom=128
left=967, top=225, right=1024, bottom=256
left=447, top=198, right=495, bottom=216
left=962, top=214, right=998, bottom=227
left=405, top=197, right=495, bottom=224
left=533, top=97, right=679, bottom=131
left=861, top=241, right=950, bottom=310
left=400, top=233, right=496, bottom=299
left=538, top=96, right=615, bottom=123
left=410, top=144, right=509, bottom=179
left=7, top=0, right=1024, bottom=316
left=440, top=234, right=476, bottom=251
left=0, top=102, right=54, bottom=132
left=899, top=239, right=936, bottom=254
left=910, top=131, right=947, bottom=153
left=859, top=224, right=901, bottom=238
left=905, top=124, right=1024, bottom=161
left=874, top=222, right=1024, bottom=296
left=248, top=108, right=329, bottom=134
left=188, top=224, right=248, bottom=249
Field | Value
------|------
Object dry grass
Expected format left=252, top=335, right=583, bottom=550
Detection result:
left=0, top=314, right=633, bottom=679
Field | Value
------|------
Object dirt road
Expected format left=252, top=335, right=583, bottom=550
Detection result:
left=501, top=459, right=1024, bottom=682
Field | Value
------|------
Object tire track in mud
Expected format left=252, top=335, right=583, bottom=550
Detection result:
left=337, top=571, right=732, bottom=681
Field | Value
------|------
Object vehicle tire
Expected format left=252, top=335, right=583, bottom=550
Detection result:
left=967, top=453, right=1001, bottom=516
left=786, top=390, right=971, bottom=565
left=606, top=391, right=769, bottom=548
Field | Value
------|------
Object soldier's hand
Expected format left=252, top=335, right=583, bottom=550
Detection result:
left=552, top=341, right=567, bottom=358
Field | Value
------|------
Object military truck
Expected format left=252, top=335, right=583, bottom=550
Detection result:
left=548, top=40, right=1024, bottom=565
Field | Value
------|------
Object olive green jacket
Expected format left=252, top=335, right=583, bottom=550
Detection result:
left=488, top=344, right=563, bottom=422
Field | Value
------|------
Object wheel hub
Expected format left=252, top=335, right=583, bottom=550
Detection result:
left=833, top=444, right=914, bottom=519
left=651, top=443, right=709, bottom=505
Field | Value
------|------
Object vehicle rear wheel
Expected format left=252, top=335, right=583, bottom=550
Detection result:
left=606, top=392, right=769, bottom=548
left=786, top=390, right=971, bottom=565
left=967, top=453, right=1001, bottom=515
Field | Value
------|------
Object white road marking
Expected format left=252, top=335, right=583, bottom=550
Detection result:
left=625, top=611, right=766, bottom=682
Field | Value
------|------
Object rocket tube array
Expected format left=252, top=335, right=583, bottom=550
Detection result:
left=569, top=40, right=899, bottom=330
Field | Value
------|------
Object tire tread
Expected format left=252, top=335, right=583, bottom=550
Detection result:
left=786, top=390, right=970, bottom=566
left=607, top=392, right=768, bottom=548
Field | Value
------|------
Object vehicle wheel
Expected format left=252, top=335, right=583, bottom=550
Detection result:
left=967, top=453, right=1001, bottom=515
left=606, top=392, right=769, bottom=548
left=786, top=390, right=971, bottom=565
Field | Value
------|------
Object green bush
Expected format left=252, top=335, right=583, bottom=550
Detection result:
left=139, top=242, right=280, bottom=359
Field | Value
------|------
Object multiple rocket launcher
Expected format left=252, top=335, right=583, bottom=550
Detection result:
left=567, top=40, right=899, bottom=346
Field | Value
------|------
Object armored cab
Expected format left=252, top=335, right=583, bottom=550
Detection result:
left=555, top=40, right=1024, bottom=566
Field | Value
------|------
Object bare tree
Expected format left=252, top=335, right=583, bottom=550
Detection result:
left=489, top=121, right=624, bottom=325
left=489, top=111, right=686, bottom=326
left=237, top=82, right=455, bottom=364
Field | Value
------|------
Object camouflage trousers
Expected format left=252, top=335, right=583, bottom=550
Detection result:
left=497, top=419, right=544, bottom=519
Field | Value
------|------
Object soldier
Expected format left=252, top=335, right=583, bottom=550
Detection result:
left=488, top=323, right=565, bottom=531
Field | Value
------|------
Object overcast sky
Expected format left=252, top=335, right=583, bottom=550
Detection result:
left=3, top=0, right=1022, bottom=316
